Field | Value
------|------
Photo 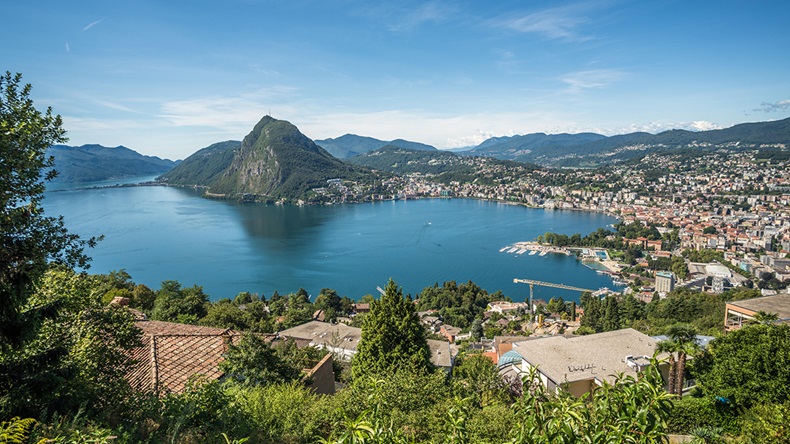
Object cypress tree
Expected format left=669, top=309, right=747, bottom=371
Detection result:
left=352, top=279, right=432, bottom=378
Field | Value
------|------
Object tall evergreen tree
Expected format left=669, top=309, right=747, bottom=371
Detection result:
left=352, top=279, right=432, bottom=378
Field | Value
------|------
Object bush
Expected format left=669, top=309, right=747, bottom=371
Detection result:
left=667, top=396, right=741, bottom=435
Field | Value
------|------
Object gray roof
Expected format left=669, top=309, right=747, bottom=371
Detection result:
left=728, top=294, right=790, bottom=321
left=279, top=321, right=362, bottom=351
left=510, top=328, right=665, bottom=385
left=279, top=321, right=457, bottom=368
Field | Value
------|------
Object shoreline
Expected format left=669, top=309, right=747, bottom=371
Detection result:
left=47, top=179, right=621, bottom=221
left=506, top=241, right=622, bottom=275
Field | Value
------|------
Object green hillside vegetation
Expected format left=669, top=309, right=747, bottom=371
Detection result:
left=47, top=144, right=177, bottom=183
left=347, top=145, right=468, bottom=175
left=158, top=140, right=240, bottom=186
left=161, top=117, right=371, bottom=202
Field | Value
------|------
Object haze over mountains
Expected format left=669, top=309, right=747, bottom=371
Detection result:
left=314, top=135, right=437, bottom=158
left=46, top=144, right=177, bottom=183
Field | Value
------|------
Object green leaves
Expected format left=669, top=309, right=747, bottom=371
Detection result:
left=353, top=279, right=432, bottom=379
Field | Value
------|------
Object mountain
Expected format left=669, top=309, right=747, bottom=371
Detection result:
left=469, top=118, right=790, bottom=166
left=162, top=116, right=366, bottom=201
left=347, top=145, right=462, bottom=175
left=315, top=134, right=436, bottom=158
left=47, top=144, right=177, bottom=183
left=159, top=140, right=240, bottom=185
left=466, top=132, right=607, bottom=163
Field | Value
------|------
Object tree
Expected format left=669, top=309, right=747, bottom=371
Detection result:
left=0, top=72, right=98, bottom=350
left=353, top=279, right=431, bottom=378
left=696, top=324, right=790, bottom=407
left=452, top=353, right=510, bottom=407
left=220, top=334, right=300, bottom=386
left=655, top=324, right=699, bottom=396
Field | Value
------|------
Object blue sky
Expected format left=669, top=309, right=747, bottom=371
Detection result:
left=4, top=0, right=789, bottom=159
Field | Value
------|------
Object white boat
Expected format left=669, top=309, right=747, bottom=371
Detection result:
left=529, top=250, right=538, bottom=255
left=539, top=251, right=548, bottom=256
left=499, top=246, right=509, bottom=253
left=517, top=249, right=527, bottom=254
left=508, top=247, right=518, bottom=253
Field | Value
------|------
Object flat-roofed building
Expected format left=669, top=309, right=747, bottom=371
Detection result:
left=655, top=271, right=675, bottom=295
left=725, top=294, right=790, bottom=332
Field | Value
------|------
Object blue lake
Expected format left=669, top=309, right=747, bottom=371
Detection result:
left=43, top=183, right=619, bottom=302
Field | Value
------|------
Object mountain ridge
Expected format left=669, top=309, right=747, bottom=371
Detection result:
left=47, top=144, right=178, bottom=183
left=162, top=116, right=367, bottom=202
left=315, top=134, right=436, bottom=158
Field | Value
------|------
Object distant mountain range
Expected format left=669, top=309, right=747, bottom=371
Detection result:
left=347, top=145, right=463, bottom=175
left=314, top=134, right=436, bottom=158
left=47, top=144, right=177, bottom=183
left=161, top=116, right=367, bottom=201
left=463, top=118, right=790, bottom=166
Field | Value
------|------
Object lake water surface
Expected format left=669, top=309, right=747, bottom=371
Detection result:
left=43, top=183, right=619, bottom=302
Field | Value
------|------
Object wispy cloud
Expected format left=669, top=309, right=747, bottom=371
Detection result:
left=82, top=17, right=106, bottom=32
left=383, top=1, right=456, bottom=32
left=610, top=120, right=721, bottom=135
left=754, top=99, right=790, bottom=113
left=494, top=3, right=597, bottom=41
left=159, top=86, right=298, bottom=130
left=65, top=42, right=70, bottom=53
left=561, top=69, right=625, bottom=92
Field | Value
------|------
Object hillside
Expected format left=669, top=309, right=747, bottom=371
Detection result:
left=315, top=134, right=436, bottom=158
left=158, top=140, right=240, bottom=186
left=469, top=118, right=790, bottom=167
left=47, top=144, right=177, bottom=183
left=167, top=116, right=367, bottom=201
left=348, top=145, right=465, bottom=175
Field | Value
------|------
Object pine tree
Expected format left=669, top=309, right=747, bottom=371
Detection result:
left=352, top=279, right=432, bottom=378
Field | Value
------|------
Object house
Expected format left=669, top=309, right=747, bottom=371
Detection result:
left=724, top=294, right=790, bottom=331
left=279, top=320, right=459, bottom=372
left=505, top=329, right=669, bottom=398
left=487, top=301, right=529, bottom=314
left=126, top=317, right=333, bottom=395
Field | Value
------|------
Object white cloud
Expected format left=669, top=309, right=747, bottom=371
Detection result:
left=385, top=1, right=455, bottom=32
left=754, top=99, right=790, bottom=113
left=609, top=120, right=722, bottom=135
left=65, top=42, right=70, bottom=53
left=494, top=3, right=598, bottom=41
left=561, top=69, right=625, bottom=93
left=82, top=17, right=106, bottom=32
left=158, top=86, right=298, bottom=131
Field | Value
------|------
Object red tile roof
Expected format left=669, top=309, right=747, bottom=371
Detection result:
left=127, top=320, right=253, bottom=394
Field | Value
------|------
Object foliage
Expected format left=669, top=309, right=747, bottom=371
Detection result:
left=667, top=396, right=741, bottom=435
left=736, top=402, right=790, bottom=444
left=0, top=417, right=36, bottom=443
left=353, top=279, right=432, bottom=378
left=0, top=71, right=98, bottom=351
left=655, top=323, right=700, bottom=396
left=220, top=334, right=302, bottom=387
left=451, top=353, right=511, bottom=408
left=0, top=268, right=141, bottom=419
left=151, top=280, right=210, bottom=323
left=695, top=324, right=790, bottom=408
left=416, top=280, right=507, bottom=329
left=509, top=363, right=674, bottom=443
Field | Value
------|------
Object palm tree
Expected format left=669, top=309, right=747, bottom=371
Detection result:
left=655, top=339, right=677, bottom=395
left=752, top=310, right=779, bottom=325
left=655, top=324, right=700, bottom=396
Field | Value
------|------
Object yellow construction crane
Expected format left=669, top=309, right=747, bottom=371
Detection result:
left=513, top=278, right=596, bottom=316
